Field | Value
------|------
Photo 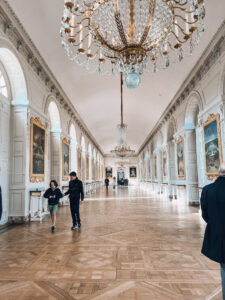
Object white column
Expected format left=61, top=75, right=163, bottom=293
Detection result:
left=184, top=127, right=199, bottom=206
left=0, top=96, right=10, bottom=224
left=168, top=139, right=177, bottom=199
left=89, top=153, right=92, bottom=181
left=50, top=129, right=62, bottom=185
left=81, top=149, right=86, bottom=182
left=9, top=101, right=29, bottom=222
left=157, top=147, right=163, bottom=193
left=70, top=138, right=77, bottom=173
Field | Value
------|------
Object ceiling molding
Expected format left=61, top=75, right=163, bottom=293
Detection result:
left=0, top=0, right=104, bottom=156
left=138, top=20, right=225, bottom=155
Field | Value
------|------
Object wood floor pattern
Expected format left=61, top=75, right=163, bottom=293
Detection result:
left=0, top=187, right=222, bottom=299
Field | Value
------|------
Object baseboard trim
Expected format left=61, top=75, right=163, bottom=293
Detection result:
left=0, top=223, right=21, bottom=235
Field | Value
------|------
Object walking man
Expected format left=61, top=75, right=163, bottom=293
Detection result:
left=105, top=177, right=109, bottom=191
left=201, top=162, right=225, bottom=299
left=64, top=171, right=84, bottom=230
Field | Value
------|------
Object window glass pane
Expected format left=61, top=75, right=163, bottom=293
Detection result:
left=0, top=75, right=5, bottom=87
left=1, top=87, right=8, bottom=97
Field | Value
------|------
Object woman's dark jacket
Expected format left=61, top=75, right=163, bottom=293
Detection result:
left=44, top=188, right=63, bottom=205
left=64, top=178, right=84, bottom=201
left=201, top=176, right=225, bottom=263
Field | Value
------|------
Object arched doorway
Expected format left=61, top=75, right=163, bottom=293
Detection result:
left=0, top=46, right=27, bottom=224
left=184, top=93, right=202, bottom=205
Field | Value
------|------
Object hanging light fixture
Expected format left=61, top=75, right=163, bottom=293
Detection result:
left=61, top=0, right=205, bottom=88
left=110, top=73, right=135, bottom=157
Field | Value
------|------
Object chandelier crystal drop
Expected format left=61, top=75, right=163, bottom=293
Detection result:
left=110, top=74, right=135, bottom=157
left=61, top=0, right=205, bottom=85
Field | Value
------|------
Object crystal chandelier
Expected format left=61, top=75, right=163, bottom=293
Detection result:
left=110, top=74, right=135, bottom=157
left=61, top=0, right=205, bottom=88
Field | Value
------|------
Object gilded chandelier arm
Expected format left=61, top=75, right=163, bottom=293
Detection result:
left=112, top=0, right=128, bottom=46
left=139, top=0, right=156, bottom=46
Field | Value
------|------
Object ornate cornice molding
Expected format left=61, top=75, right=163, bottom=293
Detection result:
left=0, top=0, right=104, bottom=156
left=138, top=20, right=225, bottom=155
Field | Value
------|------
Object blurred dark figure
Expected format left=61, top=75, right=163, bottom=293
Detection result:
left=201, top=162, right=225, bottom=299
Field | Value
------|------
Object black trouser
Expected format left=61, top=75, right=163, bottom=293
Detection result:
left=70, top=198, right=80, bottom=226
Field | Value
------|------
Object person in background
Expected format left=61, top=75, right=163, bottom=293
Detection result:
left=113, top=176, right=116, bottom=190
left=105, top=177, right=109, bottom=191
left=200, top=162, right=225, bottom=299
left=44, top=180, right=62, bottom=232
left=63, top=171, right=84, bottom=230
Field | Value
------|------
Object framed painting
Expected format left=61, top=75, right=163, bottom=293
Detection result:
left=203, top=114, right=222, bottom=179
left=105, top=167, right=112, bottom=178
left=86, top=153, right=89, bottom=180
left=154, top=155, right=157, bottom=179
left=176, top=136, right=185, bottom=179
left=30, top=118, right=46, bottom=182
left=162, top=147, right=168, bottom=179
left=129, top=166, right=137, bottom=178
left=62, top=138, right=70, bottom=181
left=77, top=148, right=82, bottom=179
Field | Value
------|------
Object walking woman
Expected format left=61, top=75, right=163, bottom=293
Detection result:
left=44, top=180, right=62, bottom=232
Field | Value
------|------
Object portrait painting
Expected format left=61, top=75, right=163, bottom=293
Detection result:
left=30, top=118, right=46, bottom=182
left=105, top=167, right=113, bottom=178
left=62, top=138, right=70, bottom=181
left=176, top=137, right=185, bottom=179
left=162, top=148, right=168, bottom=178
left=129, top=166, right=137, bottom=178
left=203, top=114, right=222, bottom=178
left=154, top=155, right=157, bottom=179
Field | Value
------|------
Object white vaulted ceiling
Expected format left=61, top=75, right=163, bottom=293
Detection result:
left=7, top=0, right=225, bottom=154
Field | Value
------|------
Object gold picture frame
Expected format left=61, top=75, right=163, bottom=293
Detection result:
left=129, top=166, right=137, bottom=178
left=77, top=148, right=82, bottom=179
left=176, top=136, right=186, bottom=180
left=203, top=114, right=222, bottom=180
left=62, top=138, right=70, bottom=181
left=162, top=147, right=168, bottom=179
left=30, top=118, right=46, bottom=183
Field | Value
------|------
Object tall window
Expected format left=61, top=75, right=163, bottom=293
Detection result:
left=0, top=70, right=7, bottom=98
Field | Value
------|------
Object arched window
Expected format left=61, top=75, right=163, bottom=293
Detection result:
left=48, top=101, right=61, bottom=131
left=0, top=69, right=8, bottom=98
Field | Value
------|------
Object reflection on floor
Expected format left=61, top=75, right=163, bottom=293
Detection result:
left=0, top=186, right=222, bottom=299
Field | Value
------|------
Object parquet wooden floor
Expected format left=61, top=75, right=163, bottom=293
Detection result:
left=0, top=186, right=222, bottom=299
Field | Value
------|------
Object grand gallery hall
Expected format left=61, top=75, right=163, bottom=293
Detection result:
left=0, top=0, right=225, bottom=299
